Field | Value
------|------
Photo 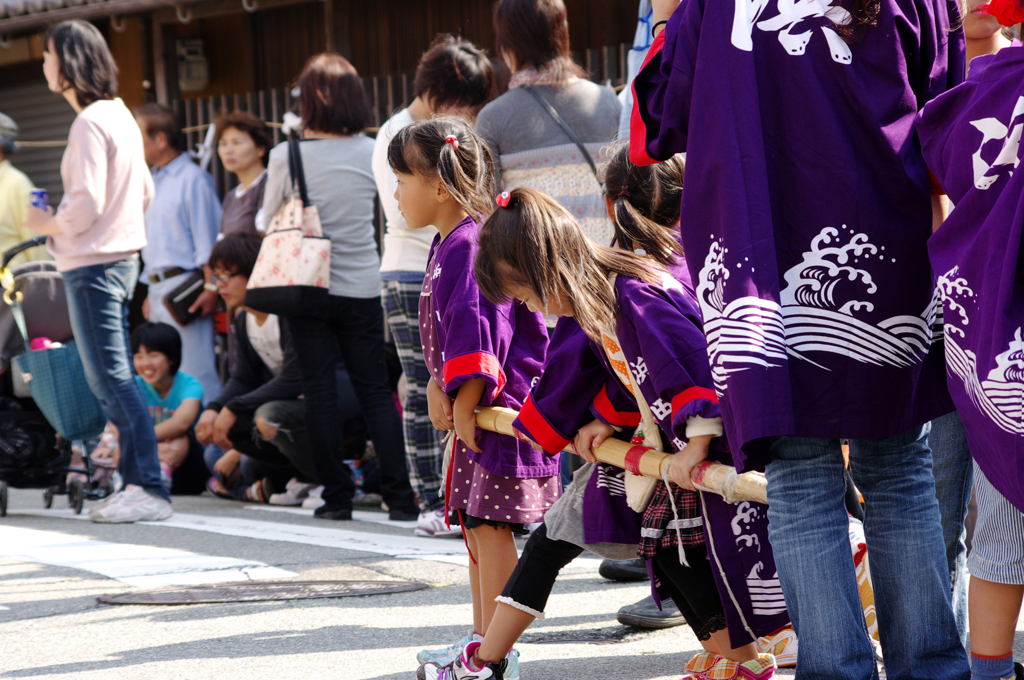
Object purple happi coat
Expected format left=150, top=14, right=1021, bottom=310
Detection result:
left=598, top=272, right=788, bottom=646
left=919, top=46, right=1024, bottom=512
left=420, top=216, right=553, bottom=478
left=514, top=315, right=644, bottom=547
left=631, top=0, right=965, bottom=471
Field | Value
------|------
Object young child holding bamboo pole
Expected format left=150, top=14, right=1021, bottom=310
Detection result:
left=437, top=183, right=778, bottom=680
left=386, top=117, right=552, bottom=678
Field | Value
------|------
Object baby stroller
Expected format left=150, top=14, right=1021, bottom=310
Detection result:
left=0, top=236, right=112, bottom=516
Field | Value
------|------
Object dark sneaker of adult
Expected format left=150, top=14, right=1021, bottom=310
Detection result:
left=616, top=595, right=686, bottom=629
left=598, top=558, right=648, bottom=582
left=314, top=504, right=353, bottom=521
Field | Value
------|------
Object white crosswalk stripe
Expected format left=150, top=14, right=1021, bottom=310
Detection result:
left=6, top=508, right=605, bottom=571
left=0, top=524, right=294, bottom=587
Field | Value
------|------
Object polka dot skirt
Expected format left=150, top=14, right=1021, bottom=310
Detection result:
left=446, top=443, right=560, bottom=524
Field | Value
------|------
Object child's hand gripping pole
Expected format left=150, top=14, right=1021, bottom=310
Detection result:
left=475, top=406, right=767, bottom=505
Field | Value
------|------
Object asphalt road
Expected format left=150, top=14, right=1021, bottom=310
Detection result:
left=0, top=487, right=802, bottom=680
left=2, top=486, right=1017, bottom=679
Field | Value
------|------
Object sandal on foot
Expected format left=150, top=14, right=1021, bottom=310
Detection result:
left=206, top=477, right=234, bottom=499
left=245, top=478, right=276, bottom=503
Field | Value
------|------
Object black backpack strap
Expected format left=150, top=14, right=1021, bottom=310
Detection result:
left=523, top=85, right=600, bottom=184
left=288, top=137, right=311, bottom=207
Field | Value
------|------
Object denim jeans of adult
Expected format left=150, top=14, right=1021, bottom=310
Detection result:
left=927, top=410, right=973, bottom=648
left=764, top=425, right=969, bottom=680
left=61, top=257, right=167, bottom=501
left=285, top=295, right=416, bottom=513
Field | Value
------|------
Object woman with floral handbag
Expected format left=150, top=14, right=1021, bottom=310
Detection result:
left=256, top=53, right=418, bottom=522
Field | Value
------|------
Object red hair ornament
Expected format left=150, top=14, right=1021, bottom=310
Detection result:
left=496, top=191, right=511, bottom=208
left=444, top=135, right=460, bottom=150
left=979, top=0, right=1024, bottom=27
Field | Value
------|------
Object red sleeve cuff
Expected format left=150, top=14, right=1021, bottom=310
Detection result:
left=928, top=169, right=946, bottom=196
left=629, top=31, right=666, bottom=167
left=593, top=384, right=642, bottom=428
left=443, top=352, right=506, bottom=398
left=670, top=386, right=719, bottom=419
left=515, top=395, right=570, bottom=455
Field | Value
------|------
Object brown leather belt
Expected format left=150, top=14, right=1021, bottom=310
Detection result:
left=148, top=267, right=189, bottom=284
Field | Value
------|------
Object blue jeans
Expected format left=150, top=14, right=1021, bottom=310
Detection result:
left=764, top=425, right=968, bottom=680
left=62, top=257, right=167, bottom=501
left=928, top=410, right=973, bottom=648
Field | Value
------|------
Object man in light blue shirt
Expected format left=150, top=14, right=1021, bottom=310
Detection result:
left=136, top=104, right=221, bottom=401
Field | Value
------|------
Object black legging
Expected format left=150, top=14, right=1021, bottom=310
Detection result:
left=499, top=522, right=584, bottom=615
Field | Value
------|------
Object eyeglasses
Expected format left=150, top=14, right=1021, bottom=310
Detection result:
left=212, top=272, right=242, bottom=286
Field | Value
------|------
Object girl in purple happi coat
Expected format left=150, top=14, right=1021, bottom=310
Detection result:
left=469, top=186, right=776, bottom=680
left=917, top=4, right=1024, bottom=678
left=386, top=117, right=553, bottom=674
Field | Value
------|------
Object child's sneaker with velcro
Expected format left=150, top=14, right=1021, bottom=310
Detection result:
left=421, top=642, right=515, bottom=680
left=416, top=632, right=481, bottom=667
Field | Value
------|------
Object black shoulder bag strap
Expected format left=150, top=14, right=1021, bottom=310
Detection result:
left=287, top=137, right=311, bottom=207
left=523, top=85, right=601, bottom=185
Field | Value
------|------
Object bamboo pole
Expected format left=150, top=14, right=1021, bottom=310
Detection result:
left=475, top=406, right=767, bottom=505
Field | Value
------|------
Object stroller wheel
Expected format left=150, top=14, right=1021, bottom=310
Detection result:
left=68, top=478, right=84, bottom=515
left=0, top=481, right=7, bottom=517
left=43, top=486, right=54, bottom=509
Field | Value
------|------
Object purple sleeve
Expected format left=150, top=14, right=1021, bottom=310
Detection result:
left=630, top=0, right=702, bottom=164
left=589, top=376, right=642, bottom=430
left=895, top=0, right=965, bottom=110
left=620, top=280, right=721, bottom=444
left=435, top=238, right=511, bottom=403
left=513, top=318, right=608, bottom=454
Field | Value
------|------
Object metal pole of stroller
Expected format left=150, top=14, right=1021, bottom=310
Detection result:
left=474, top=406, right=767, bottom=505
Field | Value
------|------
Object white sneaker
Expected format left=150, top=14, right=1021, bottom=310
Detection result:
left=89, top=485, right=172, bottom=523
left=269, top=478, right=318, bottom=506
left=301, top=485, right=325, bottom=509
left=90, top=487, right=128, bottom=513
left=414, top=507, right=461, bottom=537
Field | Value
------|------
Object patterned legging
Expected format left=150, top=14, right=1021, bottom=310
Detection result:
left=382, top=279, right=444, bottom=507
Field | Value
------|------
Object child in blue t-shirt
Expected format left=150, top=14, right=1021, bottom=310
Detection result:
left=131, top=322, right=204, bottom=491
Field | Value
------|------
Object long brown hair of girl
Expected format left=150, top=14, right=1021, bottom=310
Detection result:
left=602, top=141, right=685, bottom=267
left=476, top=188, right=660, bottom=342
left=387, top=116, right=496, bottom=220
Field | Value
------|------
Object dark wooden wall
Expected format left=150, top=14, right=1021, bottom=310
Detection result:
left=157, top=0, right=639, bottom=99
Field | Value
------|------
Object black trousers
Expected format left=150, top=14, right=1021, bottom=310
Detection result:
left=285, top=295, right=416, bottom=513
left=651, top=546, right=727, bottom=641
left=499, top=523, right=584, bottom=615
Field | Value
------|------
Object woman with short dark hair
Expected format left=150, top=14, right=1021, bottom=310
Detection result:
left=215, top=111, right=271, bottom=235
left=262, top=53, right=419, bottom=522
left=477, top=0, right=620, bottom=245
left=23, top=19, right=170, bottom=523
left=371, top=34, right=496, bottom=537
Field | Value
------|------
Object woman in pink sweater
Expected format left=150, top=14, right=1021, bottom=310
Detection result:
left=23, top=20, right=171, bottom=524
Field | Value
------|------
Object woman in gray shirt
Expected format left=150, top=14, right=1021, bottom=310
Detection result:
left=261, top=53, right=417, bottom=521
left=476, top=0, right=620, bottom=245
